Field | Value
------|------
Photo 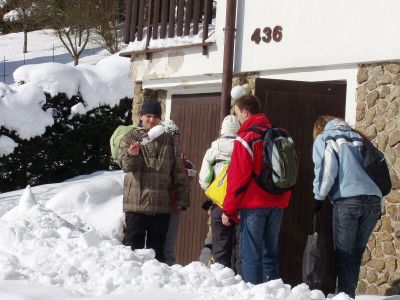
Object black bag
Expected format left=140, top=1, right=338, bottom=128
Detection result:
left=302, top=212, right=326, bottom=290
left=363, top=139, right=392, bottom=196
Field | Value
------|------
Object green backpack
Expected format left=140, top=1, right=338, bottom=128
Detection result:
left=110, top=125, right=139, bottom=160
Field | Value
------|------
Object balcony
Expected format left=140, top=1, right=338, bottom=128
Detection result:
left=121, top=0, right=215, bottom=58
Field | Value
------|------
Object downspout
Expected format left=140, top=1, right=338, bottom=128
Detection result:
left=220, top=0, right=237, bottom=123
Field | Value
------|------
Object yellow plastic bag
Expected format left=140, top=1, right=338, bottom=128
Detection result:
left=204, top=165, right=228, bottom=207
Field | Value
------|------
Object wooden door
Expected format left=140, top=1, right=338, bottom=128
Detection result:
left=171, top=93, right=221, bottom=265
left=255, top=78, right=346, bottom=293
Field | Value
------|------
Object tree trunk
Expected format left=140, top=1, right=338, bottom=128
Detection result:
left=23, top=30, right=28, bottom=53
left=78, top=29, right=82, bottom=47
left=114, top=19, right=119, bottom=53
left=73, top=55, right=79, bottom=66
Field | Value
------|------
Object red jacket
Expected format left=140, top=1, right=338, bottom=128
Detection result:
left=223, top=114, right=292, bottom=221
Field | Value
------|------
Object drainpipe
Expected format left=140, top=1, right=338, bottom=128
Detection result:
left=220, top=0, right=237, bottom=123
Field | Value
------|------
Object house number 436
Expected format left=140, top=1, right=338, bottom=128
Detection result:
left=251, top=26, right=283, bottom=44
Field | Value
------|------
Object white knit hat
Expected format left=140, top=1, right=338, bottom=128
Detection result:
left=220, top=115, right=240, bottom=136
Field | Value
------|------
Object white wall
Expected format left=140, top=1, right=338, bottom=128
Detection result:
left=136, top=0, right=400, bottom=83
left=235, top=0, right=400, bottom=72
left=137, top=0, right=400, bottom=123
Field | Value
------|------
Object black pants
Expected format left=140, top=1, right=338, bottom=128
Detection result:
left=124, top=212, right=170, bottom=263
left=211, top=205, right=241, bottom=274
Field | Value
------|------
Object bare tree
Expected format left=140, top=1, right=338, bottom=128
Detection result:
left=2, top=0, right=37, bottom=53
left=93, top=0, right=124, bottom=54
left=36, top=0, right=98, bottom=65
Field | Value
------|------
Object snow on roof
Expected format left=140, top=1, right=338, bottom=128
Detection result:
left=120, top=24, right=216, bottom=54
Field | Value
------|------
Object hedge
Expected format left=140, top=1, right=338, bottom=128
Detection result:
left=0, top=92, right=132, bottom=193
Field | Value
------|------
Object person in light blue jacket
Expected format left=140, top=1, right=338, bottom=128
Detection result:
left=312, top=115, right=382, bottom=298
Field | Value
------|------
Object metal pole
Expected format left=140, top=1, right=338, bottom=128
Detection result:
left=220, top=0, right=237, bottom=123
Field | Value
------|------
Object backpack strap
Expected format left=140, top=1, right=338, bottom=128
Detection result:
left=246, top=125, right=266, bottom=135
left=210, top=159, right=228, bottom=166
left=245, top=126, right=267, bottom=151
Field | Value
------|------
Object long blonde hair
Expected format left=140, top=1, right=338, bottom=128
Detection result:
left=313, top=115, right=367, bottom=140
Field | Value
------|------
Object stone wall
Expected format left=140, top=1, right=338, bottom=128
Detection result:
left=356, top=63, right=400, bottom=295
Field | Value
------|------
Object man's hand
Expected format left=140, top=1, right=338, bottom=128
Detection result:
left=128, top=142, right=140, bottom=156
left=221, top=213, right=232, bottom=226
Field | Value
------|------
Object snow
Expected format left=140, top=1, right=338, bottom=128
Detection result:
left=13, top=54, right=133, bottom=109
left=0, top=81, right=53, bottom=140
left=3, top=9, right=19, bottom=22
left=0, top=29, right=112, bottom=85
left=0, top=54, right=133, bottom=149
left=0, top=134, right=17, bottom=156
left=0, top=170, right=396, bottom=300
left=0, top=29, right=134, bottom=155
left=120, top=24, right=216, bottom=54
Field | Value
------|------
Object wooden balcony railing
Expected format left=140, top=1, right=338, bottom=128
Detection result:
left=122, top=0, right=214, bottom=57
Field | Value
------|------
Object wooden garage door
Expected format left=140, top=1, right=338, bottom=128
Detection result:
left=255, top=78, right=346, bottom=293
left=171, top=93, right=221, bottom=265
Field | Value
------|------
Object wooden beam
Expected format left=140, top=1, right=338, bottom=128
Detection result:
left=168, top=0, right=177, bottom=38
left=123, top=0, right=133, bottom=44
left=129, top=0, right=140, bottom=42
left=176, top=0, right=184, bottom=36
left=119, top=41, right=214, bottom=57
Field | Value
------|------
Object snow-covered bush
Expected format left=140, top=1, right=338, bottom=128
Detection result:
left=0, top=93, right=132, bottom=193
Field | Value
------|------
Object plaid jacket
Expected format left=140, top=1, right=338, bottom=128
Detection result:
left=117, top=128, right=189, bottom=214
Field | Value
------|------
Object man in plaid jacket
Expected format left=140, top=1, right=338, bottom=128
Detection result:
left=117, top=100, right=189, bottom=262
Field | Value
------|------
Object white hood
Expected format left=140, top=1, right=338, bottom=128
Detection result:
left=198, top=136, right=236, bottom=190
left=210, top=136, right=235, bottom=160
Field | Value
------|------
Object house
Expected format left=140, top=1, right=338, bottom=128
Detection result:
left=120, top=0, right=400, bottom=295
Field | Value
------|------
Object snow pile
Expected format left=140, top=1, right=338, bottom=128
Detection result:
left=0, top=171, right=355, bottom=300
left=0, top=81, right=53, bottom=140
left=0, top=53, right=133, bottom=156
left=13, top=54, right=133, bottom=110
left=45, top=177, right=125, bottom=240
left=0, top=135, right=18, bottom=157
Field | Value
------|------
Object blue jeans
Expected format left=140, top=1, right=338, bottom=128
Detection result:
left=333, top=195, right=381, bottom=298
left=239, top=208, right=284, bottom=284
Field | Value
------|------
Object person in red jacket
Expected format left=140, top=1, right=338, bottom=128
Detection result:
left=222, top=94, right=292, bottom=285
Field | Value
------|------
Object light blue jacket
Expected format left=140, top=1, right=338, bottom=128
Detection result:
left=313, top=119, right=382, bottom=202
